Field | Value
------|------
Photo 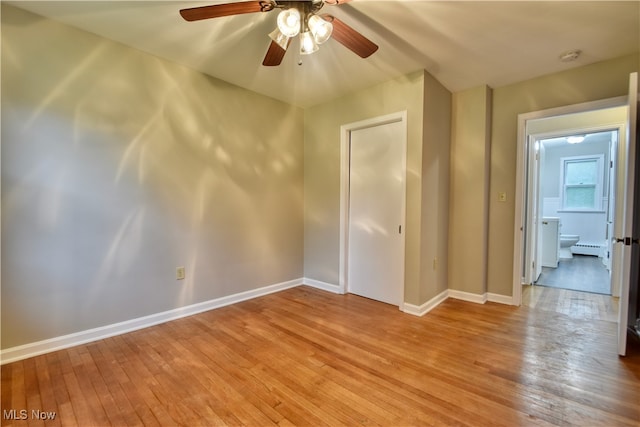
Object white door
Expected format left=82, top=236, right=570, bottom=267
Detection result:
left=347, top=120, right=405, bottom=306
left=616, top=72, right=638, bottom=356
left=525, top=136, right=543, bottom=284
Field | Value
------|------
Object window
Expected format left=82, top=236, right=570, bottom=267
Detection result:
left=561, top=154, right=604, bottom=211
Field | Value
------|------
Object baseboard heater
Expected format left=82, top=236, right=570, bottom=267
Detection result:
left=572, top=243, right=604, bottom=256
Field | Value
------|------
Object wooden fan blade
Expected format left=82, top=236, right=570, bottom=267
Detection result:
left=180, top=1, right=270, bottom=22
left=322, top=15, right=378, bottom=58
left=262, top=40, right=290, bottom=66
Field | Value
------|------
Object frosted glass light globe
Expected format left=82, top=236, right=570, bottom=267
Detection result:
left=277, top=8, right=301, bottom=38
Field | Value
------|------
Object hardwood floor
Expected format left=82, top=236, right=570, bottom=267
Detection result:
left=522, top=284, right=619, bottom=323
left=2, top=286, right=640, bottom=426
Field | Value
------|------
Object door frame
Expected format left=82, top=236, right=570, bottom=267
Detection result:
left=339, top=111, right=408, bottom=303
left=525, top=127, right=621, bottom=289
left=513, top=96, right=627, bottom=306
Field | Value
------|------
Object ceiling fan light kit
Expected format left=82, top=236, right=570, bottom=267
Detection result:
left=179, top=0, right=377, bottom=66
left=308, top=14, right=332, bottom=44
left=273, top=3, right=331, bottom=55
left=300, top=30, right=319, bottom=55
left=276, top=7, right=301, bottom=37
left=268, top=28, right=290, bottom=50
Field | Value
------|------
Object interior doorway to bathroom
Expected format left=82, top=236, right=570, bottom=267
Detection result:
left=514, top=74, right=639, bottom=356
left=532, top=129, right=619, bottom=296
left=514, top=100, right=630, bottom=329
left=516, top=102, right=629, bottom=301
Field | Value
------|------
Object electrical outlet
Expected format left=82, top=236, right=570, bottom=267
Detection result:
left=176, top=267, right=185, bottom=280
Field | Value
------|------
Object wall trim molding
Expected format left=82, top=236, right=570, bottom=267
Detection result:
left=1, top=278, right=302, bottom=365
left=487, top=293, right=515, bottom=305
left=302, top=278, right=343, bottom=294
left=448, top=289, right=489, bottom=304
left=402, top=290, right=449, bottom=316
left=448, top=290, right=515, bottom=306
left=402, top=289, right=515, bottom=317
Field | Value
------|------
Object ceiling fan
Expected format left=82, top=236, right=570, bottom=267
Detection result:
left=179, top=0, right=378, bottom=66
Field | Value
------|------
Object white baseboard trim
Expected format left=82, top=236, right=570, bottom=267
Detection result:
left=402, top=290, right=449, bottom=316
left=448, top=289, right=488, bottom=304
left=1, top=279, right=516, bottom=364
left=1, top=278, right=303, bottom=365
left=303, top=278, right=343, bottom=294
left=402, top=288, right=515, bottom=317
left=448, top=290, right=514, bottom=306
left=487, top=293, right=515, bottom=305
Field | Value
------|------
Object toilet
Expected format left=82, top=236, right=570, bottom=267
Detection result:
left=559, top=234, right=580, bottom=259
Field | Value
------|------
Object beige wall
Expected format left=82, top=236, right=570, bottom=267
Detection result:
left=486, top=54, right=639, bottom=296
left=420, top=74, right=452, bottom=302
left=303, top=70, right=452, bottom=306
left=3, top=3, right=637, bottom=353
left=303, top=71, right=425, bottom=303
left=1, top=5, right=304, bottom=349
left=304, top=54, right=639, bottom=303
left=448, top=86, right=492, bottom=295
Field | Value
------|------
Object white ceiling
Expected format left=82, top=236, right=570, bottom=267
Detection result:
left=8, top=0, right=640, bottom=108
left=541, top=130, right=615, bottom=149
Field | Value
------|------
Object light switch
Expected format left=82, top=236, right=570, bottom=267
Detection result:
left=498, top=192, right=507, bottom=202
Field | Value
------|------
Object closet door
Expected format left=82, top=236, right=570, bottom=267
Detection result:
left=347, top=119, right=405, bottom=306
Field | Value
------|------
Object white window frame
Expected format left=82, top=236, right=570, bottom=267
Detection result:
left=559, top=154, right=605, bottom=212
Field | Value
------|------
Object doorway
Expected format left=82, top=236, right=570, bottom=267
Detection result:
left=532, top=130, right=618, bottom=296
left=513, top=99, right=628, bottom=304
left=338, top=112, right=407, bottom=307
left=514, top=74, right=639, bottom=356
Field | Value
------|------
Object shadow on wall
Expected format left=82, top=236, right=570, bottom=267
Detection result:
left=1, top=4, right=304, bottom=349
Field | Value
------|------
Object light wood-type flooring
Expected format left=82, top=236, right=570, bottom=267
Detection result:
left=2, top=286, right=640, bottom=426
left=522, top=284, right=619, bottom=323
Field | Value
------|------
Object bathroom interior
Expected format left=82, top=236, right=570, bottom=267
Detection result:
left=536, top=129, right=616, bottom=295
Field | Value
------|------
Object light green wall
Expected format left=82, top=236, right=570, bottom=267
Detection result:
left=303, top=70, right=451, bottom=306
left=487, top=54, right=639, bottom=296
left=1, top=5, right=304, bottom=349
left=448, top=86, right=492, bottom=295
